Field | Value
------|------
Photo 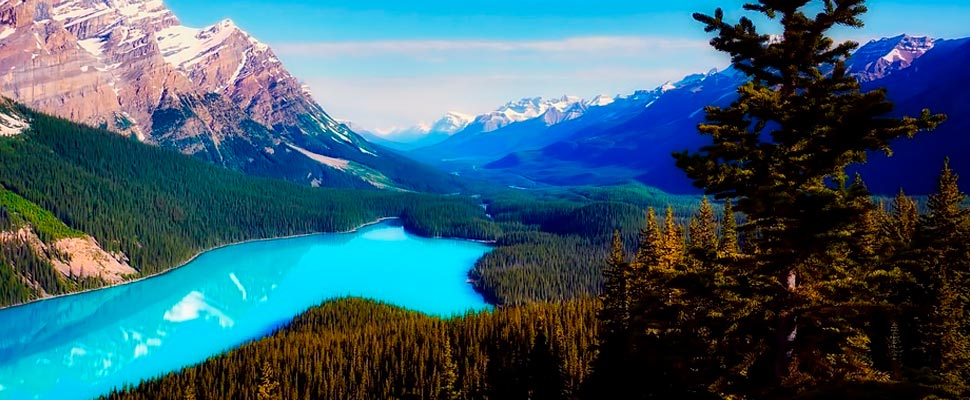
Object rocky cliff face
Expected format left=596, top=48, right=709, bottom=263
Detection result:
left=0, top=0, right=386, bottom=188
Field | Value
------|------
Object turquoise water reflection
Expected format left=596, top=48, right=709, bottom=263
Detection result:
left=0, top=222, right=491, bottom=399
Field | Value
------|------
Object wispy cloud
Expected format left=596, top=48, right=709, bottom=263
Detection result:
left=306, top=66, right=706, bottom=132
left=275, top=36, right=709, bottom=58
left=274, top=35, right=726, bottom=129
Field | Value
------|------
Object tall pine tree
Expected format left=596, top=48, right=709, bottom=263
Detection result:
left=673, top=0, right=943, bottom=397
left=588, top=231, right=639, bottom=398
left=689, top=197, right=719, bottom=255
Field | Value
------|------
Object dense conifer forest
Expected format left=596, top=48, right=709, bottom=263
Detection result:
left=104, top=1, right=970, bottom=399
left=105, top=298, right=599, bottom=400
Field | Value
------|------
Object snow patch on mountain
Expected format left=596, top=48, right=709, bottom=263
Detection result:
left=0, top=110, right=28, bottom=136
left=584, top=95, right=615, bottom=107
left=155, top=18, right=275, bottom=87
left=286, top=143, right=350, bottom=171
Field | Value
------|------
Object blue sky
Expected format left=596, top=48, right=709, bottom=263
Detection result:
left=167, top=0, right=970, bottom=132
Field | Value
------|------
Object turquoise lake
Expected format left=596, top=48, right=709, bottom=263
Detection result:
left=0, top=221, right=492, bottom=400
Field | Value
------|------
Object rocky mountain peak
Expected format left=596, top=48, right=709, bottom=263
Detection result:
left=847, top=34, right=936, bottom=82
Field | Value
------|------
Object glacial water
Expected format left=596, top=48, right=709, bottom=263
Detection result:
left=0, top=221, right=491, bottom=400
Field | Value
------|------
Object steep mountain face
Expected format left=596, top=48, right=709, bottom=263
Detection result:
left=0, top=0, right=458, bottom=191
left=422, top=35, right=968, bottom=194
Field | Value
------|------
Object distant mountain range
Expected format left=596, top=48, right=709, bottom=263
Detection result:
left=409, top=34, right=970, bottom=194
left=0, top=0, right=463, bottom=192
left=346, top=112, right=474, bottom=151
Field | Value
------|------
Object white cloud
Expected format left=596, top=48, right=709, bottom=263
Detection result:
left=275, top=36, right=709, bottom=58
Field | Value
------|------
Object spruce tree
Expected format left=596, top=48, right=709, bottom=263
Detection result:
left=257, top=361, right=280, bottom=400
left=887, top=189, right=919, bottom=249
left=660, top=206, right=685, bottom=271
left=438, top=328, right=461, bottom=400
left=634, top=208, right=663, bottom=270
left=719, top=199, right=740, bottom=258
left=601, top=230, right=631, bottom=334
left=911, top=159, right=970, bottom=395
left=674, top=0, right=944, bottom=396
left=588, top=231, right=638, bottom=398
left=528, top=328, right=566, bottom=400
left=689, top=197, right=719, bottom=254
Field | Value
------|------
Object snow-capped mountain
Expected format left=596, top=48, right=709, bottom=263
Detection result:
left=0, top=0, right=459, bottom=191
left=346, top=112, right=474, bottom=151
left=429, top=112, right=474, bottom=134
left=846, top=34, right=936, bottom=82
left=462, top=95, right=585, bottom=133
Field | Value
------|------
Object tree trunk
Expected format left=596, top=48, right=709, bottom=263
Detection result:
left=775, top=268, right=797, bottom=382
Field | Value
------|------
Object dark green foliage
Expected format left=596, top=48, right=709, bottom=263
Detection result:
left=469, top=232, right=604, bottom=305
left=105, top=298, right=599, bottom=400
left=671, top=0, right=944, bottom=396
left=150, top=107, right=187, bottom=135
left=0, top=237, right=65, bottom=304
left=584, top=1, right=968, bottom=399
left=401, top=200, right=502, bottom=241
left=543, top=202, right=644, bottom=240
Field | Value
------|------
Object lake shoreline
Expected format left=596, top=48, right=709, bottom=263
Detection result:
left=0, top=217, right=400, bottom=311
left=0, top=217, right=494, bottom=400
